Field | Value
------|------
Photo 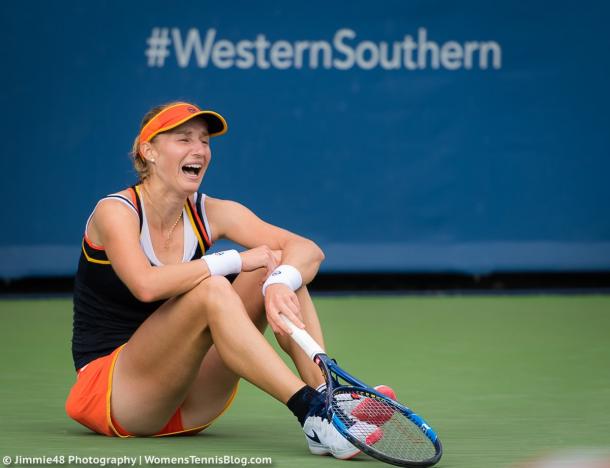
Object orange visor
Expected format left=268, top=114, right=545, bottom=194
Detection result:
left=138, top=102, right=228, bottom=145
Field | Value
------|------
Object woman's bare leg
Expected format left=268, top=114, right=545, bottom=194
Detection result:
left=274, top=286, right=326, bottom=388
left=111, top=275, right=305, bottom=435
left=179, top=269, right=270, bottom=428
left=179, top=273, right=325, bottom=428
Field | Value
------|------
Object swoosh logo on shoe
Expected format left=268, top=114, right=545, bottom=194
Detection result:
left=306, top=430, right=321, bottom=444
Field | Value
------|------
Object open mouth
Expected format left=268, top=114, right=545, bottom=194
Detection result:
left=181, top=163, right=203, bottom=177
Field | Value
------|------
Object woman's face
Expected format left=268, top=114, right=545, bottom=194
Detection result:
left=148, top=118, right=211, bottom=193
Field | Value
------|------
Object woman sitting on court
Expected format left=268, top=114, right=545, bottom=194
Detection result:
left=65, top=101, right=373, bottom=459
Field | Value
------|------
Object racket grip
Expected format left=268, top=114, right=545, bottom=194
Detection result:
left=280, top=315, right=325, bottom=361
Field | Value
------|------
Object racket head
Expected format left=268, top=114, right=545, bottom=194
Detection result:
left=328, top=386, right=442, bottom=467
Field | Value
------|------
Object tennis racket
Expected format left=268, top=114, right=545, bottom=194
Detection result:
left=281, top=315, right=443, bottom=467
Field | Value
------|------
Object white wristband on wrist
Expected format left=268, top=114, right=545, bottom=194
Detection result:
left=201, top=250, right=242, bottom=277
left=262, top=264, right=303, bottom=296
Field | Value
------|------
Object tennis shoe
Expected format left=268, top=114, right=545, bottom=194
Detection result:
left=304, top=384, right=391, bottom=458
left=303, top=411, right=382, bottom=459
left=303, top=414, right=361, bottom=459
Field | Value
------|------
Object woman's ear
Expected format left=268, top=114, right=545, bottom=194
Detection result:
left=140, top=141, right=156, bottom=163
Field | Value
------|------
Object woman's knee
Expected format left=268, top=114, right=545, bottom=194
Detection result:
left=185, top=276, right=244, bottom=322
left=191, top=276, right=235, bottom=303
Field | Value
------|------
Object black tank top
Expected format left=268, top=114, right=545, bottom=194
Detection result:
left=71, top=185, right=213, bottom=370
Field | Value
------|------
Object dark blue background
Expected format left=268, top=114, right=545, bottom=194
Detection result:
left=1, top=1, right=609, bottom=278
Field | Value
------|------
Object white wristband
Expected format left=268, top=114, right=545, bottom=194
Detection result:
left=262, top=264, right=303, bottom=296
left=202, top=250, right=242, bottom=276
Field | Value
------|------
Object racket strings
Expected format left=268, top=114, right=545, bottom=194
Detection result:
left=331, top=390, right=437, bottom=463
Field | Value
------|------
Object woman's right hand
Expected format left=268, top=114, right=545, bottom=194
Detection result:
left=239, top=246, right=279, bottom=280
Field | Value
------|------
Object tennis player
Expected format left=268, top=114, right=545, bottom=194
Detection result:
left=65, top=101, right=378, bottom=459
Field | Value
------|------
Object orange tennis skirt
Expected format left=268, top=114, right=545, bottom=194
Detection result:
left=65, top=345, right=238, bottom=437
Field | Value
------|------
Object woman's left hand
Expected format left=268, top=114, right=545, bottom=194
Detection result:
left=264, top=283, right=304, bottom=336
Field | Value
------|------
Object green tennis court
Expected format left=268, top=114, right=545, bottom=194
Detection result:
left=1, top=294, right=609, bottom=467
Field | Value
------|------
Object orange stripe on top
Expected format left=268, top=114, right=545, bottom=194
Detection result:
left=128, top=187, right=138, bottom=210
left=81, top=239, right=111, bottom=265
left=185, top=206, right=205, bottom=254
left=84, top=232, right=104, bottom=251
left=188, top=198, right=211, bottom=247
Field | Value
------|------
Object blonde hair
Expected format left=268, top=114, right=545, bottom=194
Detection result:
left=130, top=101, right=184, bottom=181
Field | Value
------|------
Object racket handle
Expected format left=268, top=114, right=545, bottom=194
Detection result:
left=280, top=315, right=325, bottom=361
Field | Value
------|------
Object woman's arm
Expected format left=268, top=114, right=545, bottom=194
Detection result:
left=91, top=200, right=211, bottom=302
left=207, top=197, right=325, bottom=335
left=207, top=197, right=325, bottom=284
left=91, top=199, right=279, bottom=303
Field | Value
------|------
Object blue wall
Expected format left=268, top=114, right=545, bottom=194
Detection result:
left=1, top=1, right=609, bottom=278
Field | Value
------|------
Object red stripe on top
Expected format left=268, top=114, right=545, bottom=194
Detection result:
left=128, top=187, right=139, bottom=212
left=188, top=198, right=211, bottom=247
left=84, top=233, right=105, bottom=251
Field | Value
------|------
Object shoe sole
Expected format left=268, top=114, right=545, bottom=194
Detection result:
left=309, top=444, right=360, bottom=459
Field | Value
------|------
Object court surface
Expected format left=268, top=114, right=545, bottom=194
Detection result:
left=1, top=294, right=609, bottom=467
